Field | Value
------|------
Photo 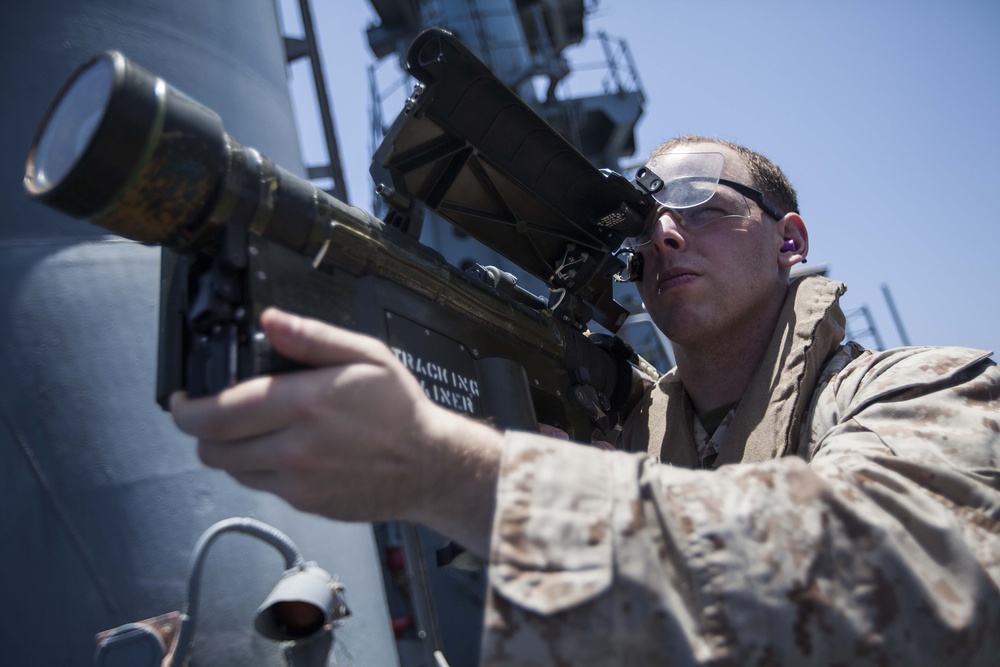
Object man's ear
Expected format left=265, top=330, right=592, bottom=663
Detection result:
left=777, top=213, right=808, bottom=268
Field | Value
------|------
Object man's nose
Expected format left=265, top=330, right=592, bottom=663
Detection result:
left=649, top=210, right=686, bottom=252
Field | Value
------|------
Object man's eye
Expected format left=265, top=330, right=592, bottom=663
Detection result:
left=685, top=208, right=724, bottom=225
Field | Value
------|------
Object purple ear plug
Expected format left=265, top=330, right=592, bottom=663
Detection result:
left=781, top=239, right=796, bottom=252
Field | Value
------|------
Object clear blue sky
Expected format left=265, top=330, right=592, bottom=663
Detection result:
left=282, top=0, right=1000, bottom=356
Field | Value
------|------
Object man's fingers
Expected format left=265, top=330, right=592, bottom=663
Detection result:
left=170, top=375, right=297, bottom=442
left=196, top=433, right=279, bottom=472
left=225, top=469, right=279, bottom=492
left=261, top=308, right=391, bottom=368
left=170, top=310, right=407, bottom=444
left=538, top=423, right=569, bottom=440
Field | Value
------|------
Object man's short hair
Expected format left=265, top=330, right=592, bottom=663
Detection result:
left=650, top=135, right=800, bottom=217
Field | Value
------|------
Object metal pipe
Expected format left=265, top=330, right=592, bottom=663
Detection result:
left=881, top=282, right=912, bottom=346
left=297, top=0, right=350, bottom=202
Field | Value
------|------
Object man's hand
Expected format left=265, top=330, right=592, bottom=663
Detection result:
left=170, top=308, right=503, bottom=555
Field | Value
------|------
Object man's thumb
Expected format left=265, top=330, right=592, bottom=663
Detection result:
left=260, top=308, right=387, bottom=368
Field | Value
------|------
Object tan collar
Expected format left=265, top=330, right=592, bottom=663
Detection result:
left=623, top=275, right=847, bottom=467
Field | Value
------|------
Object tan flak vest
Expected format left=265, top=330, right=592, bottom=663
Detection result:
left=621, top=276, right=849, bottom=467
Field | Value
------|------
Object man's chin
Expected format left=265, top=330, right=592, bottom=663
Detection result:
left=647, top=308, right=709, bottom=345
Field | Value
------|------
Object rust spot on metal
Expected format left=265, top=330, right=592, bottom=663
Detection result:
left=96, top=131, right=221, bottom=244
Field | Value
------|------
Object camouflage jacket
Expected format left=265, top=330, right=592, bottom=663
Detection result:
left=482, top=276, right=1000, bottom=665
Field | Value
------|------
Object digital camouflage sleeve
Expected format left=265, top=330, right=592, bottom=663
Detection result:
left=481, top=279, right=999, bottom=666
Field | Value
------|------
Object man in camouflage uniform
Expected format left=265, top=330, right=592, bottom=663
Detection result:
left=173, top=137, right=1000, bottom=665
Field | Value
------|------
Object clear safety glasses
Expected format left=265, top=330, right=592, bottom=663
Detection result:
left=626, top=152, right=784, bottom=249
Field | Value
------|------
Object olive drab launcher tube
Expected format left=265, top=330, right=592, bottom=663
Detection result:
left=24, top=29, right=656, bottom=443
